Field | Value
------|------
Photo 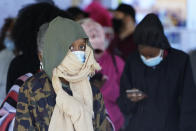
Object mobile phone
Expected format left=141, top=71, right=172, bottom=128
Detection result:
left=126, top=89, right=145, bottom=96
left=126, top=89, right=140, bottom=93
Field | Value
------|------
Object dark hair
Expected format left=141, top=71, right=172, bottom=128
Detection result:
left=133, top=13, right=170, bottom=49
left=67, top=7, right=89, bottom=20
left=35, top=0, right=54, bottom=5
left=11, top=3, right=72, bottom=55
left=0, top=18, right=15, bottom=51
left=116, top=3, right=136, bottom=22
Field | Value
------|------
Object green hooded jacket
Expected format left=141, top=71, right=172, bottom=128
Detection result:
left=43, top=16, right=91, bottom=79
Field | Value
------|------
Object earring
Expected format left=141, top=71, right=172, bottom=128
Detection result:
left=40, top=62, right=43, bottom=70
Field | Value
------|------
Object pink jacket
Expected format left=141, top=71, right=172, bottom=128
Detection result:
left=98, top=51, right=125, bottom=131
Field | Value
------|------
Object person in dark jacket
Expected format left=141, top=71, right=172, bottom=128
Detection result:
left=117, top=13, right=196, bottom=131
left=108, top=3, right=137, bottom=61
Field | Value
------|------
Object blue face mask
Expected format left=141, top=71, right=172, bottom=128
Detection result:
left=140, top=50, right=163, bottom=67
left=72, top=51, right=85, bottom=63
left=4, top=37, right=15, bottom=51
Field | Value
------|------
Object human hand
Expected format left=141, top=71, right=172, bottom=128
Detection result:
left=126, top=89, right=147, bottom=102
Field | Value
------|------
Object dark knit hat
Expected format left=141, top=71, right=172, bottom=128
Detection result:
left=133, top=13, right=170, bottom=49
left=116, top=3, right=136, bottom=22
left=67, top=7, right=89, bottom=19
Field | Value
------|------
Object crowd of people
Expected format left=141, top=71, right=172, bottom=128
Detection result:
left=0, top=1, right=196, bottom=131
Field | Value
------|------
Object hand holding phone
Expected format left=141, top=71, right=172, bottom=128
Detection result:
left=126, top=89, right=147, bottom=102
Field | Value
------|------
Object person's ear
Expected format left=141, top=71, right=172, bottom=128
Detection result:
left=124, top=15, right=131, bottom=23
left=38, top=52, right=43, bottom=62
left=125, top=16, right=135, bottom=25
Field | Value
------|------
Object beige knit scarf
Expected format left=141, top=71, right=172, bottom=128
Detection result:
left=49, top=46, right=101, bottom=131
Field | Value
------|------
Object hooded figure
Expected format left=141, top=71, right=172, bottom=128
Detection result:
left=43, top=16, right=101, bottom=131
left=117, top=13, right=196, bottom=131
left=14, top=17, right=114, bottom=131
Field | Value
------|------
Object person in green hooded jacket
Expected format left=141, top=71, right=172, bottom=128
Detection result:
left=14, top=17, right=114, bottom=131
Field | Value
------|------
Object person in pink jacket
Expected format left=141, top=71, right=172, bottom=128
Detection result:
left=79, top=18, right=125, bottom=131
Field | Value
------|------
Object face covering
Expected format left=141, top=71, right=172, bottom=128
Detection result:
left=112, top=18, right=123, bottom=34
left=50, top=46, right=101, bottom=131
left=141, top=49, right=164, bottom=67
left=3, top=37, right=15, bottom=51
left=72, top=51, right=85, bottom=63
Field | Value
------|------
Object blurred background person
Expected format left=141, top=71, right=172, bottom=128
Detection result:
left=108, top=3, right=137, bottom=61
left=0, top=18, right=15, bottom=104
left=84, top=1, right=114, bottom=50
left=6, top=2, right=71, bottom=93
left=79, top=18, right=125, bottom=131
left=67, top=6, right=89, bottom=21
left=0, top=73, right=33, bottom=130
left=117, top=13, right=196, bottom=131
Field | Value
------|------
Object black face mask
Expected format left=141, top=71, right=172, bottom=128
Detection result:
left=112, top=18, right=123, bottom=34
